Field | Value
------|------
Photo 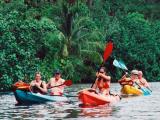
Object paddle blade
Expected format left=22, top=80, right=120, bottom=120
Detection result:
left=64, top=80, right=72, bottom=86
left=13, top=81, right=30, bottom=87
left=141, top=87, right=151, bottom=96
left=103, top=41, right=113, bottom=62
left=113, top=59, right=128, bottom=70
left=12, top=81, right=30, bottom=91
left=17, top=86, right=30, bottom=91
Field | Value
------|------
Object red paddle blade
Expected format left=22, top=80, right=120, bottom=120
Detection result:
left=12, top=81, right=30, bottom=91
left=17, top=86, right=30, bottom=91
left=103, top=41, right=113, bottom=62
left=64, top=80, right=72, bottom=86
left=13, top=81, right=30, bottom=87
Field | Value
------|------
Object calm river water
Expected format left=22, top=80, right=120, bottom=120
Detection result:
left=0, top=82, right=159, bottom=120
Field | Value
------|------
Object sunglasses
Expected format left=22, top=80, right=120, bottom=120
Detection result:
left=132, top=73, right=138, bottom=75
left=55, top=73, right=60, bottom=75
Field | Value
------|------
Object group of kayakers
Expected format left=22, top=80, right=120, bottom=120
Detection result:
left=29, top=66, right=150, bottom=97
left=30, top=70, right=65, bottom=95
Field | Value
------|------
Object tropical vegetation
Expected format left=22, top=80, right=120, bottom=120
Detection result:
left=0, top=0, right=160, bottom=91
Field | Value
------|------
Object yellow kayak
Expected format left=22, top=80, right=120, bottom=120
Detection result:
left=121, top=85, right=143, bottom=96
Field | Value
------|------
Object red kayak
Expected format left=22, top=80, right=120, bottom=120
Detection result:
left=78, top=88, right=120, bottom=106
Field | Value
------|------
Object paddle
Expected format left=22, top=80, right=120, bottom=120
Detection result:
left=113, top=59, right=128, bottom=71
left=113, top=59, right=152, bottom=93
left=16, top=86, right=30, bottom=91
left=49, top=80, right=72, bottom=89
left=103, top=41, right=114, bottom=65
left=91, top=41, right=113, bottom=88
left=12, top=81, right=30, bottom=91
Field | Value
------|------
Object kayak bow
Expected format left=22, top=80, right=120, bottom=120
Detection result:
left=14, top=90, right=69, bottom=104
left=78, top=88, right=120, bottom=106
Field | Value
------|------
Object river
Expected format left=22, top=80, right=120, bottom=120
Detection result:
left=0, top=82, right=159, bottom=120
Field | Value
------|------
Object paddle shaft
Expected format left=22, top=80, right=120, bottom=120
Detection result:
left=48, top=80, right=72, bottom=89
left=49, top=83, right=65, bottom=89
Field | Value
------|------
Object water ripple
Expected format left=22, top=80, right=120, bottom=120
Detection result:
left=0, top=82, right=159, bottom=120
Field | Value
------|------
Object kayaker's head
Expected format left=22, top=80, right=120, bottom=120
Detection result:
left=131, top=70, right=139, bottom=79
left=35, top=72, right=42, bottom=82
left=54, top=69, right=61, bottom=80
left=138, top=71, right=143, bottom=79
left=99, top=67, right=106, bottom=75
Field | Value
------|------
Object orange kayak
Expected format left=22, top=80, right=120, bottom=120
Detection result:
left=78, top=88, right=120, bottom=106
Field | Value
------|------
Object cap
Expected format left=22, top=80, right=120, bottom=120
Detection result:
left=131, top=70, right=139, bottom=75
left=54, top=69, right=61, bottom=75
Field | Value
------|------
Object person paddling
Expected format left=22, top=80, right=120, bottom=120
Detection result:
left=30, top=72, right=47, bottom=94
left=92, top=67, right=111, bottom=95
left=118, top=70, right=141, bottom=88
left=47, top=69, right=66, bottom=96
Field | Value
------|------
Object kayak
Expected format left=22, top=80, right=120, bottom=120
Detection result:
left=121, top=85, right=143, bottom=96
left=121, top=85, right=151, bottom=96
left=78, top=88, right=120, bottom=106
left=14, top=90, right=69, bottom=104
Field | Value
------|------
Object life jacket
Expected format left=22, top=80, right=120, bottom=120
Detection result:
left=119, top=78, right=133, bottom=86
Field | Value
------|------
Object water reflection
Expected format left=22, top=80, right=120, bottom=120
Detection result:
left=0, top=82, right=160, bottom=119
left=79, top=105, right=113, bottom=118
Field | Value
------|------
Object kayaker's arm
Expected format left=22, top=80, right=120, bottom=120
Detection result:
left=41, top=81, right=48, bottom=93
left=118, top=75, right=126, bottom=83
left=141, top=78, right=150, bottom=88
left=30, top=81, right=36, bottom=87
left=35, top=81, right=48, bottom=93
left=46, top=81, right=51, bottom=89
left=98, top=73, right=111, bottom=81
left=118, top=72, right=129, bottom=82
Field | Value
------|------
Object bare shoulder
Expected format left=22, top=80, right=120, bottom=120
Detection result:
left=30, top=80, right=35, bottom=84
left=49, top=77, right=55, bottom=82
left=42, top=81, right=46, bottom=84
left=142, top=78, right=147, bottom=81
left=61, top=78, right=65, bottom=83
left=106, top=75, right=111, bottom=80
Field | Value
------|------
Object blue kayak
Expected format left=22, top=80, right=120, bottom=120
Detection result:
left=14, top=90, right=69, bottom=104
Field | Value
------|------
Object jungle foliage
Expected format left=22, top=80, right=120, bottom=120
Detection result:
left=0, top=0, right=160, bottom=91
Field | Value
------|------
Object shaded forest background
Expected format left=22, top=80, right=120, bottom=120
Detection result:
left=0, top=0, right=160, bottom=91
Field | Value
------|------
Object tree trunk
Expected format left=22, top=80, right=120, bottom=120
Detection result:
left=4, top=0, right=11, bottom=3
left=86, top=0, right=93, bottom=8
